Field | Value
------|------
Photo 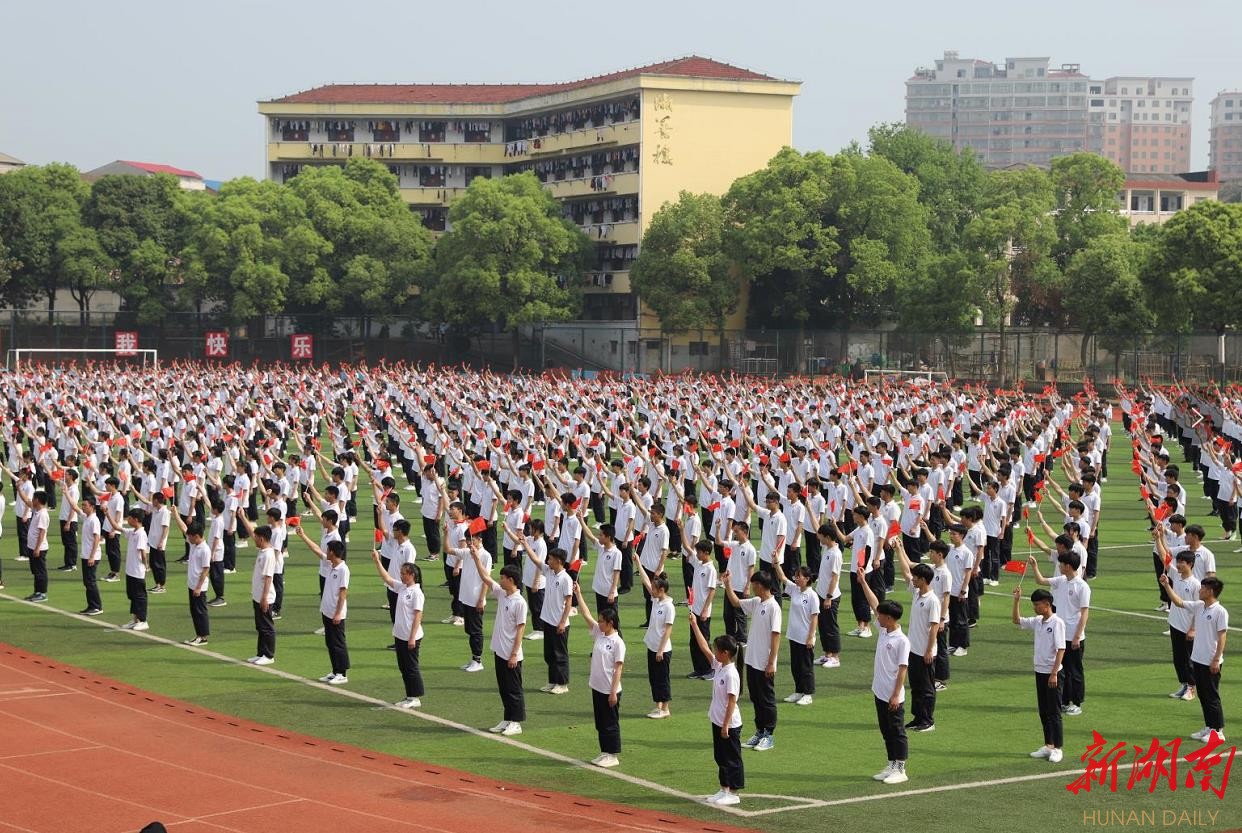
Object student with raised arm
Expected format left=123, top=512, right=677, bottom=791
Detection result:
left=580, top=519, right=622, bottom=617
left=722, top=569, right=781, bottom=752
left=723, top=519, right=757, bottom=643
left=888, top=535, right=940, bottom=732
left=1026, top=550, right=1090, bottom=716
left=170, top=507, right=211, bottom=645
left=513, top=521, right=547, bottom=641
left=1012, top=586, right=1066, bottom=763
left=538, top=547, right=574, bottom=695
left=688, top=611, right=743, bottom=806
left=686, top=540, right=719, bottom=680
left=64, top=486, right=103, bottom=615
left=371, top=548, right=425, bottom=708
left=632, top=551, right=674, bottom=719
left=771, top=558, right=818, bottom=706
left=856, top=564, right=911, bottom=784
left=469, top=543, right=527, bottom=736
left=571, top=582, right=626, bottom=768
left=738, top=476, right=786, bottom=580
left=117, top=507, right=150, bottom=630
left=1160, top=573, right=1228, bottom=744
left=813, top=522, right=843, bottom=668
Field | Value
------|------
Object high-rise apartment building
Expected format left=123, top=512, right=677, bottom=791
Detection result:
left=1209, top=91, right=1242, bottom=181
left=906, top=51, right=1193, bottom=173
left=258, top=57, right=799, bottom=325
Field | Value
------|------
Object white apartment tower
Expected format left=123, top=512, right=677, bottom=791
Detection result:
left=1209, top=91, right=1242, bottom=181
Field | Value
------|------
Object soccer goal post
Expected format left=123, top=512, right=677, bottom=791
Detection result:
left=7, top=348, right=160, bottom=371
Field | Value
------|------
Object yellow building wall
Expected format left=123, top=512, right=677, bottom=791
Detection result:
left=636, top=84, right=794, bottom=331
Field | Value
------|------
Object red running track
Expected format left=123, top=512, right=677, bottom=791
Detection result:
left=0, top=644, right=756, bottom=833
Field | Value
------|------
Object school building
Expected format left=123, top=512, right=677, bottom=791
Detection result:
left=258, top=57, right=800, bottom=333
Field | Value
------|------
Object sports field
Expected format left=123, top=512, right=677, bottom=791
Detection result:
left=1, top=422, right=1238, bottom=833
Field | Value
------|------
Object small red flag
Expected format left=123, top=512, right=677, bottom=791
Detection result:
left=1022, top=505, right=1030, bottom=520
left=1025, top=527, right=1037, bottom=546
left=423, top=454, right=437, bottom=465
left=50, top=469, right=64, bottom=482
left=1139, top=485, right=1150, bottom=500
left=706, top=501, right=721, bottom=512
left=468, top=517, right=488, bottom=536
left=1003, top=560, right=1027, bottom=574
left=374, top=529, right=384, bottom=544
left=161, top=486, right=175, bottom=499
left=477, top=460, right=490, bottom=471
left=569, top=557, right=583, bottom=572
left=1153, top=504, right=1173, bottom=523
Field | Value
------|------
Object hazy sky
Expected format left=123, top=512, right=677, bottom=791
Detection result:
left=3, top=0, right=1237, bottom=179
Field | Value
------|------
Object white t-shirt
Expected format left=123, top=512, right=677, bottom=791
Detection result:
left=725, top=541, right=757, bottom=592
left=320, top=560, right=350, bottom=619
left=816, top=544, right=842, bottom=601
left=1049, top=574, right=1091, bottom=639
left=1166, top=570, right=1200, bottom=633
left=708, top=658, right=743, bottom=729
left=784, top=581, right=818, bottom=645
left=251, top=547, right=277, bottom=604
left=588, top=625, right=626, bottom=694
left=490, top=585, right=528, bottom=661
left=872, top=626, right=911, bottom=702
left=741, top=595, right=782, bottom=671
left=123, top=525, right=148, bottom=579
left=392, top=582, right=425, bottom=643
left=1184, top=600, right=1229, bottom=667
left=690, top=558, right=718, bottom=618
left=387, top=539, right=418, bottom=582
left=906, top=584, right=941, bottom=658
left=591, top=544, right=622, bottom=597
left=540, top=568, right=572, bottom=627
left=644, top=596, right=675, bottom=653
left=186, top=541, right=211, bottom=592
left=26, top=507, right=49, bottom=553
left=1019, top=614, right=1066, bottom=674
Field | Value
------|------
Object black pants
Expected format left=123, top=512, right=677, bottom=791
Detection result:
left=448, top=573, right=462, bottom=618
left=1085, top=534, right=1099, bottom=579
left=690, top=614, right=712, bottom=676
left=209, top=561, right=225, bottom=599
left=30, top=552, right=48, bottom=594
left=850, top=572, right=872, bottom=624
left=543, top=623, right=570, bottom=684
left=789, top=641, right=815, bottom=695
left=17, top=519, right=29, bottom=560
left=494, top=655, right=526, bottom=722
left=949, top=596, right=970, bottom=649
left=647, top=649, right=672, bottom=703
left=908, top=651, right=935, bottom=726
left=273, top=573, right=284, bottom=614
left=1170, top=628, right=1194, bottom=686
left=322, top=615, right=350, bottom=675
left=126, top=574, right=147, bottom=621
left=189, top=589, right=210, bottom=637
left=149, top=547, right=166, bottom=587
left=525, top=587, right=544, bottom=625
left=252, top=601, right=276, bottom=659
left=1059, top=641, right=1085, bottom=706
left=422, top=517, right=441, bottom=555
left=81, top=560, right=101, bottom=611
left=60, top=521, right=78, bottom=568
left=641, top=567, right=656, bottom=624
left=463, top=607, right=484, bottom=661
left=818, top=596, right=840, bottom=654
left=385, top=583, right=398, bottom=622
left=395, top=638, right=425, bottom=697
left=591, top=689, right=622, bottom=754
left=1214, top=499, right=1238, bottom=534
left=933, top=627, right=950, bottom=681
left=712, top=724, right=745, bottom=790
left=783, top=543, right=802, bottom=577
left=1035, top=672, right=1063, bottom=747
left=1153, top=553, right=1171, bottom=604
left=725, top=592, right=749, bottom=642
left=874, top=695, right=908, bottom=761
left=105, top=533, right=121, bottom=573
left=618, top=542, right=633, bottom=594
left=223, top=532, right=237, bottom=571
left=1194, top=662, right=1225, bottom=731
left=680, top=555, right=695, bottom=598
left=744, top=664, right=777, bottom=734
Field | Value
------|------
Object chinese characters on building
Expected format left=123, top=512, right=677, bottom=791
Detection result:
left=1067, top=731, right=1234, bottom=800
left=651, top=93, right=673, bottom=165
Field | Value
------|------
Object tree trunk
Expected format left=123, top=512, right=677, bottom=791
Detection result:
left=717, top=320, right=728, bottom=375
left=511, top=325, right=520, bottom=372
left=1079, top=335, right=1091, bottom=379
left=47, top=289, right=56, bottom=327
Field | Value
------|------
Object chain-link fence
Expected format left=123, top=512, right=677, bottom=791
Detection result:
left=4, top=310, right=1241, bottom=383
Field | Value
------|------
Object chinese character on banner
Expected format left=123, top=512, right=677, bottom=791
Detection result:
left=204, top=331, right=229, bottom=358
left=114, top=331, right=139, bottom=356
left=290, top=334, right=313, bottom=360
left=1183, top=731, right=1235, bottom=799
left=1066, top=731, right=1130, bottom=794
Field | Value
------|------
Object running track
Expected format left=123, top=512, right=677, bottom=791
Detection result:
left=0, top=645, right=755, bottom=833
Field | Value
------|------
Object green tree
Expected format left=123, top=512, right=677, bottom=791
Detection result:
left=287, top=159, right=433, bottom=333
left=631, top=191, right=738, bottom=356
left=56, top=226, right=114, bottom=325
left=0, top=163, right=91, bottom=319
left=84, top=172, right=188, bottom=323
left=425, top=172, right=591, bottom=366
left=1142, top=201, right=1242, bottom=334
left=1065, top=233, right=1154, bottom=376
left=965, top=166, right=1058, bottom=383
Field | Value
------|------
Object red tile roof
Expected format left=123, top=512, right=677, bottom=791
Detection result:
left=267, top=56, right=779, bottom=105
left=120, top=161, right=203, bottom=179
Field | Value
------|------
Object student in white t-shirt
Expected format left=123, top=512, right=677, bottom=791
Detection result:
left=120, top=508, right=150, bottom=631
left=247, top=525, right=278, bottom=665
left=371, top=549, right=425, bottom=709
left=722, top=570, right=781, bottom=752
left=170, top=511, right=211, bottom=645
left=688, top=611, right=743, bottom=807
left=1012, top=586, right=1066, bottom=763
left=772, top=559, right=818, bottom=706
left=857, top=569, right=911, bottom=785
left=471, top=555, right=528, bottom=737
left=633, top=558, right=674, bottom=719
left=572, top=583, right=626, bottom=769
left=1161, top=574, right=1229, bottom=743
left=23, top=489, right=50, bottom=602
left=813, top=523, right=843, bottom=668
left=315, top=539, right=351, bottom=685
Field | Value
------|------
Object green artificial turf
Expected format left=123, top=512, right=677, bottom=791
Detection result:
left=2, top=425, right=1239, bottom=833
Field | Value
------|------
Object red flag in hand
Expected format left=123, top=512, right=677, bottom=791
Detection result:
left=1139, top=485, right=1150, bottom=500
left=374, top=529, right=384, bottom=544
left=1153, top=504, right=1173, bottom=523
left=468, top=517, right=488, bottom=536
left=1022, top=505, right=1030, bottom=520
left=1025, top=527, right=1037, bottom=546
left=1003, top=560, right=1028, bottom=574
left=287, top=516, right=300, bottom=528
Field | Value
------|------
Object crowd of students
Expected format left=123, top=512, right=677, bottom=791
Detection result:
left=1, top=364, right=1234, bottom=806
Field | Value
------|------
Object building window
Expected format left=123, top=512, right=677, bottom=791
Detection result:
left=419, top=121, right=446, bottom=142
left=688, top=341, right=709, bottom=356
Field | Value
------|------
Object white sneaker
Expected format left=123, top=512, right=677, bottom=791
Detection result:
left=452, top=616, right=464, bottom=627
left=647, top=708, right=670, bottom=719
left=549, top=684, right=569, bottom=695
left=441, top=617, right=457, bottom=625
left=463, top=660, right=484, bottom=673
left=252, top=656, right=274, bottom=666
left=319, top=673, right=336, bottom=682
left=882, top=768, right=909, bottom=785
left=488, top=721, right=510, bottom=733
left=1064, top=704, right=1082, bottom=716
left=236, top=540, right=248, bottom=549
left=1191, top=726, right=1212, bottom=740
left=1155, top=603, right=1170, bottom=611
left=783, top=692, right=801, bottom=703
left=846, top=627, right=862, bottom=637
left=404, top=485, right=417, bottom=491
left=714, top=792, right=740, bottom=806
left=501, top=722, right=522, bottom=736
left=704, top=790, right=727, bottom=804
left=132, top=621, right=149, bottom=631
left=591, top=753, right=620, bottom=768
left=815, top=655, right=830, bottom=666
left=568, top=607, right=578, bottom=617
left=247, top=656, right=262, bottom=663
left=858, top=628, right=873, bottom=639
left=328, top=674, right=348, bottom=685
left=873, top=763, right=896, bottom=781
left=526, top=631, right=544, bottom=641
left=1030, top=746, right=1052, bottom=759
left=314, top=626, right=326, bottom=636
left=1048, top=748, right=1064, bottom=763
left=1206, top=730, right=1225, bottom=743
left=1181, top=687, right=1196, bottom=702
left=794, top=694, right=813, bottom=706
left=121, top=621, right=136, bottom=630
left=1170, top=685, right=1188, bottom=699
left=396, top=697, right=421, bottom=709
left=539, top=683, right=556, bottom=693
left=822, top=657, right=841, bottom=668
left=951, top=647, right=968, bottom=657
